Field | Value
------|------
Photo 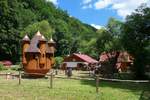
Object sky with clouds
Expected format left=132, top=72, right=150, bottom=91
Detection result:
left=48, top=0, right=150, bottom=29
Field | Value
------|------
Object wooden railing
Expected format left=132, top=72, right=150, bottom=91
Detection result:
left=0, top=71, right=55, bottom=89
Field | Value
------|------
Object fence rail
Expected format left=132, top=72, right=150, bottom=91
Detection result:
left=0, top=71, right=149, bottom=93
left=0, top=71, right=54, bottom=88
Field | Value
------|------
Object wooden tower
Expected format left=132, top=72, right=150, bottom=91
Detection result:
left=22, top=31, right=55, bottom=77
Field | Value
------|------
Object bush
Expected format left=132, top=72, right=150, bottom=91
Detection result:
left=10, top=65, right=21, bottom=71
left=54, top=57, right=63, bottom=69
left=15, top=62, right=21, bottom=65
left=113, top=72, right=135, bottom=80
left=0, top=64, right=7, bottom=71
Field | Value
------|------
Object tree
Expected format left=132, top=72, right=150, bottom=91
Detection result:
left=107, top=18, right=123, bottom=37
left=0, top=0, right=22, bottom=63
left=96, top=28, right=113, bottom=53
left=106, top=18, right=124, bottom=51
left=21, top=20, right=54, bottom=39
left=54, top=57, right=63, bottom=69
left=121, top=5, right=150, bottom=79
left=95, top=18, right=124, bottom=75
left=96, top=18, right=124, bottom=55
left=79, top=38, right=98, bottom=58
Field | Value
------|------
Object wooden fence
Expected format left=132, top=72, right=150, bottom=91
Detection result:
left=0, top=71, right=55, bottom=89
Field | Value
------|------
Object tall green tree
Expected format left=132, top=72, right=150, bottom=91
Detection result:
left=0, top=0, right=22, bottom=62
left=122, top=5, right=150, bottom=79
left=106, top=18, right=124, bottom=51
left=21, top=20, right=54, bottom=39
left=96, top=18, right=124, bottom=54
left=96, top=28, right=113, bottom=53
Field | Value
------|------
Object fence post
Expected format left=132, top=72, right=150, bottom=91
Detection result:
left=96, top=75, right=99, bottom=93
left=19, top=71, right=21, bottom=85
left=49, top=72, right=53, bottom=88
left=5, top=73, right=7, bottom=80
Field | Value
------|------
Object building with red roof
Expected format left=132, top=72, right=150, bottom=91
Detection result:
left=99, top=51, right=134, bottom=72
left=0, top=60, right=12, bottom=68
left=62, top=53, right=98, bottom=70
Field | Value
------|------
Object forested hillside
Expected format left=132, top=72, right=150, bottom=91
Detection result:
left=0, top=0, right=98, bottom=63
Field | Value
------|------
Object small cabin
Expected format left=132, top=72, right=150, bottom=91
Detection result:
left=62, top=53, right=98, bottom=70
left=22, top=31, right=55, bottom=76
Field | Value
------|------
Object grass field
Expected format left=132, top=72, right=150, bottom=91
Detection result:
left=0, top=70, right=150, bottom=100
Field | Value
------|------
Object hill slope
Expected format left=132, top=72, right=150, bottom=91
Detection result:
left=0, top=0, right=98, bottom=62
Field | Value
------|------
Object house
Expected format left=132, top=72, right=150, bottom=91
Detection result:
left=116, top=52, right=134, bottom=72
left=22, top=31, right=55, bottom=76
left=99, top=51, right=133, bottom=72
left=62, top=53, right=98, bottom=70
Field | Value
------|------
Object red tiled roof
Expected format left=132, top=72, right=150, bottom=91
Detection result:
left=73, top=53, right=98, bottom=63
left=0, top=60, right=12, bottom=66
left=99, top=51, right=133, bottom=63
left=117, top=52, right=133, bottom=63
left=99, top=54, right=109, bottom=62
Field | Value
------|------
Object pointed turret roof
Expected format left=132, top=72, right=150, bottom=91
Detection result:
left=39, top=35, right=46, bottom=42
left=36, top=30, right=42, bottom=36
left=26, top=31, right=46, bottom=53
left=24, top=31, right=55, bottom=53
left=35, top=31, right=46, bottom=42
left=22, top=34, right=30, bottom=41
left=48, top=37, right=55, bottom=44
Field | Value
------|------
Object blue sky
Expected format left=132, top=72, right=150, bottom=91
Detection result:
left=48, top=0, right=150, bottom=29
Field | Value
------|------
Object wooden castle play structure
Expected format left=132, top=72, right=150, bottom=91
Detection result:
left=22, top=31, right=55, bottom=76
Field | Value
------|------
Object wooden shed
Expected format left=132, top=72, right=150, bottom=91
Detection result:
left=22, top=31, right=55, bottom=77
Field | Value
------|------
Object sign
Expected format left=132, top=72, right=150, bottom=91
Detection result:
left=64, top=62, right=83, bottom=68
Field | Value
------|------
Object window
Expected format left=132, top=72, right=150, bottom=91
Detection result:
left=37, top=43, right=40, bottom=48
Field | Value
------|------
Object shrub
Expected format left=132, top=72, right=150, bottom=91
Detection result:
left=0, top=64, right=7, bottom=71
left=11, top=65, right=21, bottom=71
left=113, top=72, right=135, bottom=80
left=54, top=57, right=63, bottom=69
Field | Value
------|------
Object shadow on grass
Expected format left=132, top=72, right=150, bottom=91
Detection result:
left=21, top=75, right=48, bottom=79
left=139, top=90, right=150, bottom=100
left=79, top=72, right=90, bottom=75
left=82, top=79, right=150, bottom=89
left=80, top=79, right=150, bottom=100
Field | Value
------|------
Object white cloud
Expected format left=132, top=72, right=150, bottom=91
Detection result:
left=94, top=0, right=150, bottom=18
left=83, top=0, right=92, bottom=4
left=82, top=0, right=93, bottom=9
left=91, top=24, right=103, bottom=29
left=46, top=0, right=58, bottom=5
left=95, top=0, right=112, bottom=9
left=82, top=4, right=92, bottom=9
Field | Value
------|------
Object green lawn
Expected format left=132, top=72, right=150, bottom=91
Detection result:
left=0, top=69, right=149, bottom=100
left=0, top=76, right=150, bottom=100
